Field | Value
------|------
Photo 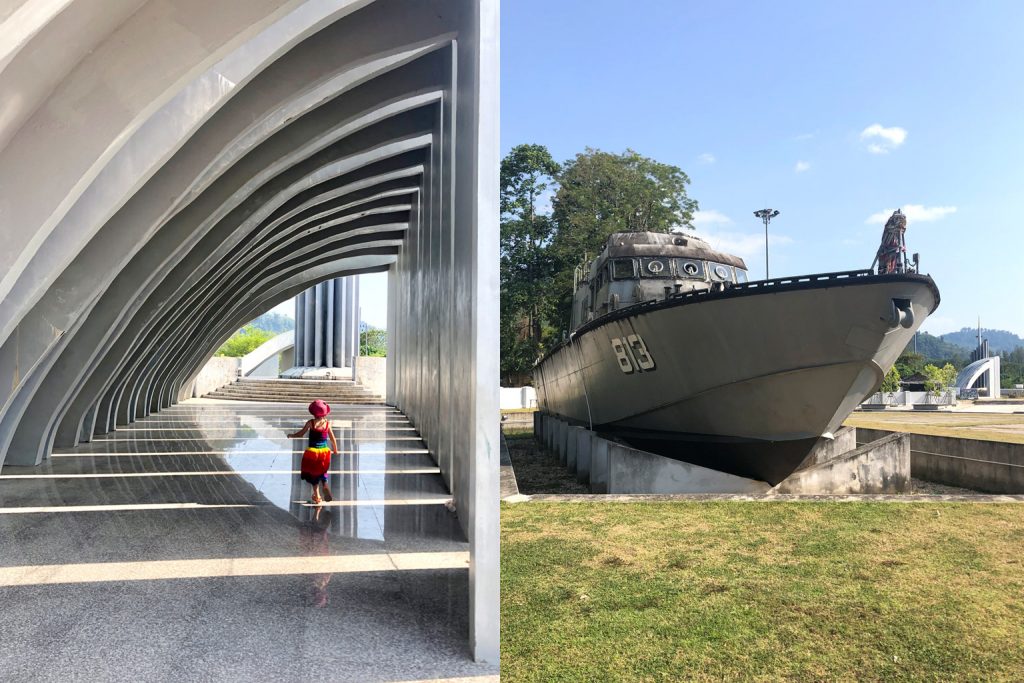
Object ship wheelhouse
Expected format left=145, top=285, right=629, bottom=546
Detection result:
left=571, top=231, right=749, bottom=330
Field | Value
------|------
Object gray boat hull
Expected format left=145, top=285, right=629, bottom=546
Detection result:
left=534, top=272, right=939, bottom=483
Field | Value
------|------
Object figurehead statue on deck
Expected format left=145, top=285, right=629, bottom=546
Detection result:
left=873, top=209, right=908, bottom=274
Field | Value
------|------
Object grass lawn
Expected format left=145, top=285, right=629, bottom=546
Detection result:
left=844, top=412, right=1024, bottom=444
left=502, top=502, right=1024, bottom=682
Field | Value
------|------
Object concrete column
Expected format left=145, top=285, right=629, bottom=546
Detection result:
left=294, top=291, right=305, bottom=367
left=303, top=288, right=315, bottom=365
left=333, top=278, right=345, bottom=368
left=352, top=276, right=360, bottom=361
left=314, top=282, right=325, bottom=367
left=325, top=280, right=335, bottom=368
left=345, top=275, right=357, bottom=365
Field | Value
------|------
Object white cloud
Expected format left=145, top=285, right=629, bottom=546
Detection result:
left=860, top=123, right=907, bottom=154
left=794, top=160, right=810, bottom=173
left=865, top=204, right=957, bottom=225
left=691, top=209, right=732, bottom=227
left=698, top=153, right=716, bottom=164
left=697, top=227, right=793, bottom=270
left=691, top=210, right=794, bottom=271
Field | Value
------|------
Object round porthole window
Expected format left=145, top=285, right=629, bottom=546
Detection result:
left=647, top=260, right=665, bottom=274
left=713, top=264, right=729, bottom=280
left=682, top=262, right=699, bottom=276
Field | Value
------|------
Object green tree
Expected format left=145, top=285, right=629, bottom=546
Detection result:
left=549, top=148, right=698, bottom=327
left=922, top=363, right=957, bottom=397
left=500, top=144, right=561, bottom=383
left=360, top=328, right=387, bottom=357
left=895, top=351, right=926, bottom=379
left=880, top=365, right=901, bottom=393
left=215, top=324, right=275, bottom=357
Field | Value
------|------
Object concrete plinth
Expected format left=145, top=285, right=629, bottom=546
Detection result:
left=538, top=419, right=913, bottom=496
left=775, top=432, right=910, bottom=494
left=566, top=426, right=582, bottom=472
left=576, top=429, right=592, bottom=484
left=557, top=421, right=568, bottom=465
left=802, top=426, right=858, bottom=467
left=607, top=443, right=772, bottom=495
left=590, top=438, right=610, bottom=493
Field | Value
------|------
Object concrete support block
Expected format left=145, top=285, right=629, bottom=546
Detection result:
left=566, top=426, right=582, bottom=473
left=607, top=443, right=771, bottom=494
left=576, top=429, right=592, bottom=484
left=803, top=426, right=858, bottom=467
left=557, top=420, right=568, bottom=465
left=775, top=432, right=910, bottom=494
left=547, top=417, right=559, bottom=455
left=590, top=437, right=610, bottom=493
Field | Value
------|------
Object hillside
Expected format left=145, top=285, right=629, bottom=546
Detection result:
left=938, top=327, right=1024, bottom=353
left=250, top=312, right=294, bottom=334
left=902, top=332, right=969, bottom=364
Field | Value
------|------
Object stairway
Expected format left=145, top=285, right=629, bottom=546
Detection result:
left=205, top=377, right=385, bottom=404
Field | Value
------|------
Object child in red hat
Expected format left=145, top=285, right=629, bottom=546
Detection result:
left=288, top=399, right=338, bottom=504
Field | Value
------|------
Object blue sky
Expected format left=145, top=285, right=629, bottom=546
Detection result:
left=501, top=0, right=1024, bottom=337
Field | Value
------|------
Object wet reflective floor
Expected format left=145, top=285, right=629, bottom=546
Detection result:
left=0, top=400, right=497, bottom=682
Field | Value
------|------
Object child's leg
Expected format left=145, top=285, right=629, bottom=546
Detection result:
left=321, top=478, right=333, bottom=502
left=311, top=482, right=322, bottom=504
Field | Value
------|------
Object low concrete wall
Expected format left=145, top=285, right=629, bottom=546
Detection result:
left=500, top=434, right=521, bottom=500
left=192, top=356, right=241, bottom=397
left=775, top=433, right=910, bottom=494
left=607, top=443, right=772, bottom=495
left=354, top=356, right=386, bottom=399
left=859, top=428, right=1024, bottom=494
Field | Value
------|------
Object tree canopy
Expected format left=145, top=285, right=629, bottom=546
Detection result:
left=500, top=144, right=561, bottom=384
left=499, top=144, right=699, bottom=384
left=215, top=324, right=275, bottom=357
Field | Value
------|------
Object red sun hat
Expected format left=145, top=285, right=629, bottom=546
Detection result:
left=308, top=399, right=330, bottom=418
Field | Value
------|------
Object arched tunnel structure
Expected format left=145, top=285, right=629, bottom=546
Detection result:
left=0, top=0, right=498, bottom=661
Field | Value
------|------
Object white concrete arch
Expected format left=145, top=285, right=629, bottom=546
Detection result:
left=0, top=0, right=497, bottom=661
left=240, top=331, right=294, bottom=376
left=955, top=356, right=1002, bottom=399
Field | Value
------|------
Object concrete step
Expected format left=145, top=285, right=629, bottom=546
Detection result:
left=208, top=393, right=380, bottom=397
left=205, top=394, right=386, bottom=404
left=205, top=378, right=384, bottom=405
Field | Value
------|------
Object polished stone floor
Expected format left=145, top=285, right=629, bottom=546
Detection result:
left=0, top=400, right=497, bottom=683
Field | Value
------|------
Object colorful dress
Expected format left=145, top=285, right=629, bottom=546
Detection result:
left=300, top=421, right=332, bottom=484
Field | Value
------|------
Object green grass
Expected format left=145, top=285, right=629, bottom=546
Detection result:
left=844, top=412, right=1024, bottom=444
left=502, top=502, right=1024, bottom=682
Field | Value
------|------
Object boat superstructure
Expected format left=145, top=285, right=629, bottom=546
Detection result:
left=533, top=226, right=939, bottom=484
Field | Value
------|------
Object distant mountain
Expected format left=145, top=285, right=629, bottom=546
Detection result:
left=903, top=332, right=970, bottom=363
left=249, top=312, right=294, bottom=334
left=938, top=327, right=1024, bottom=353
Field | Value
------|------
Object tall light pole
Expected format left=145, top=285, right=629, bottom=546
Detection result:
left=753, top=208, right=780, bottom=279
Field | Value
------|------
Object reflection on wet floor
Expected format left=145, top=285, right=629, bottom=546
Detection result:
left=0, top=400, right=490, bottom=681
